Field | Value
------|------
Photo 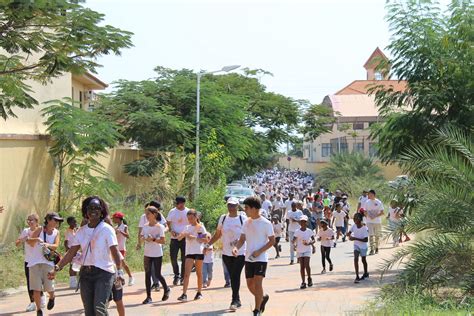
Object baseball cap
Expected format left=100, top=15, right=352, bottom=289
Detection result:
left=227, top=197, right=239, bottom=205
left=320, top=219, right=328, bottom=225
left=112, top=212, right=125, bottom=219
left=46, top=212, right=64, bottom=222
left=300, top=215, right=308, bottom=222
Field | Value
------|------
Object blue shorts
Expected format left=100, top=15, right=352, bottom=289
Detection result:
left=297, top=251, right=311, bottom=258
left=354, top=245, right=368, bottom=257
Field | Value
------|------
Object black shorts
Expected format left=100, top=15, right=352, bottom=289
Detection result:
left=109, top=283, right=123, bottom=302
left=186, top=254, right=204, bottom=260
left=245, top=261, right=267, bottom=279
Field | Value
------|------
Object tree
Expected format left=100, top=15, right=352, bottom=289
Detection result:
left=0, top=0, right=133, bottom=119
left=43, top=99, right=121, bottom=212
left=370, top=0, right=474, bottom=162
left=383, top=126, right=473, bottom=295
left=300, top=104, right=336, bottom=141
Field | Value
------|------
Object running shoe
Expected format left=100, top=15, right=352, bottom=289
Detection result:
left=173, top=277, right=179, bottom=286
left=47, top=298, right=55, bottom=310
left=26, top=302, right=36, bottom=312
left=224, top=282, right=231, bottom=288
left=162, top=287, right=171, bottom=301
left=329, top=263, right=334, bottom=272
left=354, top=277, right=361, bottom=284
left=321, top=268, right=326, bottom=274
left=194, top=292, right=203, bottom=300
left=300, top=282, right=307, bottom=289
left=177, top=293, right=187, bottom=301
left=142, top=297, right=152, bottom=304
left=362, top=272, right=369, bottom=279
left=128, top=276, right=135, bottom=286
left=253, top=309, right=261, bottom=316
left=230, top=300, right=242, bottom=310
left=308, top=278, right=313, bottom=287
left=40, top=295, right=46, bottom=308
left=260, top=294, right=269, bottom=313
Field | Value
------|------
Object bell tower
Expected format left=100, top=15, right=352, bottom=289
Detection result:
left=363, top=47, right=389, bottom=80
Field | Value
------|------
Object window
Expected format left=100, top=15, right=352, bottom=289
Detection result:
left=322, top=143, right=332, bottom=157
left=369, top=143, right=378, bottom=157
left=374, top=71, right=383, bottom=80
left=79, top=91, right=83, bottom=109
left=353, top=122, right=364, bottom=130
left=339, top=142, right=348, bottom=153
left=353, top=142, right=364, bottom=153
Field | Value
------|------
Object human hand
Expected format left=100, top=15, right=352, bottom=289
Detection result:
left=349, top=236, right=355, bottom=241
left=232, top=247, right=238, bottom=257
left=171, top=231, right=178, bottom=238
left=251, top=250, right=260, bottom=258
left=47, top=269, right=56, bottom=280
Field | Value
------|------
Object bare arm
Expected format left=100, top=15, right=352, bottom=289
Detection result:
left=110, top=245, right=123, bottom=270
left=253, top=235, right=276, bottom=257
left=208, top=227, right=223, bottom=246
left=232, top=233, right=247, bottom=256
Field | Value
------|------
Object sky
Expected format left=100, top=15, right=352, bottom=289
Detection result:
left=86, top=0, right=392, bottom=103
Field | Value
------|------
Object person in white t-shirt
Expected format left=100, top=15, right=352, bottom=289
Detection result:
left=332, top=203, right=347, bottom=243
left=287, top=202, right=303, bottom=264
left=347, top=213, right=369, bottom=283
left=271, top=195, right=284, bottom=221
left=16, top=214, right=42, bottom=312
left=177, top=209, right=209, bottom=302
left=293, top=216, right=315, bottom=289
left=363, top=190, right=384, bottom=255
left=28, top=212, right=63, bottom=315
left=208, top=197, right=247, bottom=311
left=140, top=206, right=170, bottom=304
left=317, top=219, right=335, bottom=274
left=49, top=196, right=124, bottom=316
left=233, top=196, right=275, bottom=316
left=357, top=190, right=369, bottom=210
left=284, top=193, right=296, bottom=240
left=202, top=239, right=214, bottom=288
left=260, top=194, right=272, bottom=217
left=112, top=212, right=134, bottom=286
left=387, top=199, right=410, bottom=246
left=167, top=196, right=190, bottom=285
left=64, top=216, right=78, bottom=289
left=271, top=216, right=283, bottom=258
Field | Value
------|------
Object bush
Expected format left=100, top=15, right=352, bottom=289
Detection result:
left=191, top=182, right=227, bottom=232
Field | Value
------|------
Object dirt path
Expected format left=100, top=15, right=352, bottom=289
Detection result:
left=0, top=236, right=404, bottom=316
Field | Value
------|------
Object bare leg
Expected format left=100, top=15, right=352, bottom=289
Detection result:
left=299, top=257, right=305, bottom=282
left=115, top=300, right=125, bottom=316
left=305, top=258, right=311, bottom=278
left=354, top=252, right=360, bottom=278
left=182, top=259, right=194, bottom=295
left=246, top=277, right=256, bottom=296
left=33, top=291, right=41, bottom=311
left=195, top=260, right=203, bottom=292
left=252, top=276, right=264, bottom=311
left=361, top=256, right=368, bottom=274
left=123, top=259, right=132, bottom=278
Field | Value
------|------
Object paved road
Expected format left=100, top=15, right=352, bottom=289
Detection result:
left=0, top=236, right=403, bottom=316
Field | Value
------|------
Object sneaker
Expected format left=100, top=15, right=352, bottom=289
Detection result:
left=321, top=269, right=326, bottom=274
left=253, top=309, right=261, bottom=316
left=290, top=260, right=294, bottom=265
left=354, top=277, right=361, bottom=284
left=173, top=277, right=179, bottom=286
left=162, top=287, right=171, bottom=301
left=300, top=282, right=307, bottom=289
left=342, top=237, right=346, bottom=242
left=307, top=278, right=313, bottom=287
left=229, top=300, right=242, bottom=310
left=260, top=294, right=269, bottom=313
left=369, top=250, right=375, bottom=256
left=40, top=295, right=46, bottom=308
left=329, top=264, right=333, bottom=272
left=180, top=278, right=184, bottom=286
left=177, top=293, right=187, bottom=301
left=47, top=298, right=55, bottom=310
left=203, top=284, right=208, bottom=289
left=362, top=272, right=369, bottom=279
left=224, top=282, right=231, bottom=288
left=142, top=297, right=152, bottom=304
left=26, top=302, right=36, bottom=312
left=404, top=236, right=411, bottom=242
left=37, top=310, right=43, bottom=316
left=275, top=255, right=280, bottom=259
left=375, top=248, right=379, bottom=254
left=128, top=277, right=135, bottom=286
left=194, top=292, right=203, bottom=300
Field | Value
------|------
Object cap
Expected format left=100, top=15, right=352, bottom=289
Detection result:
left=300, top=215, right=308, bottom=222
left=320, top=219, right=328, bottom=225
left=112, top=212, right=125, bottom=219
left=46, top=212, right=64, bottom=222
left=227, top=197, right=239, bottom=205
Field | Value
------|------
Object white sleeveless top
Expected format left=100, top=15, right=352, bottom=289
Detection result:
left=28, top=228, right=59, bottom=267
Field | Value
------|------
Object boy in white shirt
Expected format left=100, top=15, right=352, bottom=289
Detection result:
left=293, top=216, right=315, bottom=289
left=233, top=196, right=275, bottom=316
left=347, top=213, right=369, bottom=283
left=363, top=190, right=384, bottom=255
left=332, top=203, right=347, bottom=243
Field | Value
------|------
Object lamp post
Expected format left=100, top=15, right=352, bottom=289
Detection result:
left=195, top=65, right=240, bottom=198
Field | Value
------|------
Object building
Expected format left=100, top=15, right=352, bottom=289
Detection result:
left=0, top=72, right=142, bottom=244
left=302, top=47, right=407, bottom=163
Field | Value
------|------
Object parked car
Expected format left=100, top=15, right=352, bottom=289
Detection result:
left=224, top=187, right=255, bottom=204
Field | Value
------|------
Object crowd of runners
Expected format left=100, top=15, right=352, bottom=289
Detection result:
left=14, top=168, right=410, bottom=316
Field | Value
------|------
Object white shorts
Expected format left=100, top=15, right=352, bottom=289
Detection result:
left=297, top=251, right=311, bottom=258
left=29, top=263, right=55, bottom=292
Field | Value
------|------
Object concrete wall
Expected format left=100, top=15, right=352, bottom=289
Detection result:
left=0, top=139, right=149, bottom=244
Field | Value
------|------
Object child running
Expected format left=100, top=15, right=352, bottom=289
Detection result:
left=317, top=219, right=334, bottom=274
left=140, top=206, right=170, bottom=304
left=347, top=213, right=369, bottom=283
left=202, top=237, right=214, bottom=288
left=112, top=212, right=134, bottom=286
left=293, top=215, right=315, bottom=289
left=332, top=203, right=346, bottom=243
left=271, top=216, right=283, bottom=258
left=177, top=209, right=209, bottom=301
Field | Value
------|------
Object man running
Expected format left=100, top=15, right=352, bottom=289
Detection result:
left=166, top=196, right=189, bottom=285
left=363, top=190, right=384, bottom=255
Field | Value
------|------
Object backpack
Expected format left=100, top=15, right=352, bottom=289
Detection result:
left=221, top=214, right=244, bottom=226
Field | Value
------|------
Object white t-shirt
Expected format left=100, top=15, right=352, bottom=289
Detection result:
left=273, top=200, right=284, bottom=210
left=259, top=208, right=269, bottom=219
left=28, top=228, right=59, bottom=267
left=333, top=211, right=346, bottom=227
left=116, top=223, right=127, bottom=251
left=358, top=195, right=369, bottom=206
left=287, top=210, right=303, bottom=232
left=294, top=228, right=314, bottom=253
left=272, top=222, right=283, bottom=237
left=217, top=214, right=247, bottom=256
left=183, top=224, right=207, bottom=255
left=364, top=199, right=384, bottom=224
left=71, top=222, right=118, bottom=273
left=350, top=224, right=369, bottom=249
left=285, top=199, right=295, bottom=212
left=166, top=207, right=190, bottom=239
left=242, top=216, right=274, bottom=262
left=139, top=213, right=167, bottom=228
left=261, top=200, right=272, bottom=212
left=204, top=245, right=214, bottom=263
left=19, top=228, right=35, bottom=263
left=389, top=207, right=403, bottom=222
left=317, top=228, right=335, bottom=247
left=141, top=224, right=165, bottom=257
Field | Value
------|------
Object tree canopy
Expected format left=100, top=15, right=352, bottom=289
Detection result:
left=0, top=0, right=133, bottom=119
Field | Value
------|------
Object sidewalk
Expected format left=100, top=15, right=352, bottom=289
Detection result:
left=0, top=237, right=403, bottom=316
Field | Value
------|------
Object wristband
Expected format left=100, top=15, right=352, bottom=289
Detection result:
left=54, top=264, right=62, bottom=272
left=117, top=269, right=125, bottom=277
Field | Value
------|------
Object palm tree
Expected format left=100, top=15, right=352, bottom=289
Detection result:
left=382, top=126, right=473, bottom=295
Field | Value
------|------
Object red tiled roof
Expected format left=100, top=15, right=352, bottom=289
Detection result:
left=335, top=80, right=407, bottom=95
left=363, top=47, right=388, bottom=69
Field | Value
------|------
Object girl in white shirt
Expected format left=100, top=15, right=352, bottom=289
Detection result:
left=15, top=214, right=40, bottom=312
left=272, top=216, right=283, bottom=258
left=292, top=216, right=315, bottom=289
left=177, top=209, right=209, bottom=301
left=112, top=212, right=134, bottom=286
left=140, top=206, right=170, bottom=304
left=317, top=219, right=335, bottom=274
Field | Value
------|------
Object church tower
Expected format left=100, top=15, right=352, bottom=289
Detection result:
left=363, top=47, right=390, bottom=80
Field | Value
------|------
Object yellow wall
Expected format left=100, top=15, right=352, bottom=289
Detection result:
left=0, top=140, right=150, bottom=244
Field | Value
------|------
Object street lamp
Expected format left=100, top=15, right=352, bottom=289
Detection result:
left=195, top=65, right=240, bottom=198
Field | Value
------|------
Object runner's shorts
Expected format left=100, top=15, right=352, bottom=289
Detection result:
left=245, top=261, right=267, bottom=278
left=353, top=245, right=368, bottom=257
